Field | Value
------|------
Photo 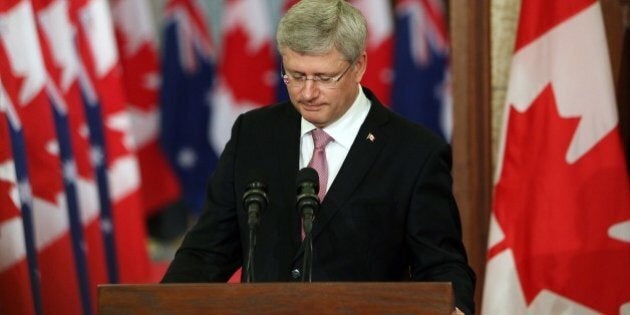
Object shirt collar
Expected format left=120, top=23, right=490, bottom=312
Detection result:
left=300, top=86, right=371, bottom=149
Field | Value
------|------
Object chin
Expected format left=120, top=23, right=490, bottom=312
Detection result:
left=302, top=115, right=326, bottom=127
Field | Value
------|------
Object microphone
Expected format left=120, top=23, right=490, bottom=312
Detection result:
left=296, top=167, right=319, bottom=282
left=243, top=181, right=268, bottom=228
left=296, top=167, right=319, bottom=237
left=242, top=177, right=268, bottom=283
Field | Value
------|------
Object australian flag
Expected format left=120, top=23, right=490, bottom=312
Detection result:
left=160, top=0, right=218, bottom=213
left=392, top=0, right=452, bottom=141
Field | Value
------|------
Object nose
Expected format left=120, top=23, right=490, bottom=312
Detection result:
left=299, top=80, right=319, bottom=101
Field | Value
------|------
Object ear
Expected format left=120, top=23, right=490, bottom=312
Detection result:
left=352, top=51, right=367, bottom=84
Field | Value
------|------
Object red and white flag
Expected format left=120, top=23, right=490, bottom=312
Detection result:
left=210, top=0, right=276, bottom=153
left=69, top=0, right=150, bottom=283
left=0, top=0, right=83, bottom=312
left=33, top=0, right=111, bottom=308
left=350, top=0, right=393, bottom=105
left=483, top=1, right=630, bottom=314
left=0, top=81, right=37, bottom=315
left=111, top=0, right=181, bottom=215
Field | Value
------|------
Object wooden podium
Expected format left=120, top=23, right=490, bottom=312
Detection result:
left=98, top=282, right=453, bottom=314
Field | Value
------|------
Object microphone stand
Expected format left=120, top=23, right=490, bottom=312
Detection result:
left=296, top=167, right=319, bottom=283
left=301, top=201, right=317, bottom=282
left=246, top=202, right=261, bottom=283
left=243, top=182, right=267, bottom=283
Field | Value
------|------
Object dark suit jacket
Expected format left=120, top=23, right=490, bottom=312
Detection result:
left=163, top=88, right=476, bottom=313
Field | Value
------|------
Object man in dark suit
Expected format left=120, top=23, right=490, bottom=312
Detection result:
left=162, top=0, right=475, bottom=313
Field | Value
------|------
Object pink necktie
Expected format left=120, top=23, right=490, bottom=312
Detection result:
left=308, top=128, right=333, bottom=201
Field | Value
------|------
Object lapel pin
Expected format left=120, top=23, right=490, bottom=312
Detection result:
left=366, top=133, right=375, bottom=142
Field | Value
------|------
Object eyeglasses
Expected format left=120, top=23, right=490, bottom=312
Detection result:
left=281, top=60, right=355, bottom=89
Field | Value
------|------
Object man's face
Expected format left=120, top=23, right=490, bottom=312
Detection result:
left=281, top=48, right=366, bottom=128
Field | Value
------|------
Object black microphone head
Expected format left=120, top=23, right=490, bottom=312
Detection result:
left=245, top=181, right=266, bottom=191
left=243, top=169, right=268, bottom=211
left=296, top=167, right=319, bottom=193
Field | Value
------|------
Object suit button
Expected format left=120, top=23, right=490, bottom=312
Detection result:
left=291, top=269, right=301, bottom=279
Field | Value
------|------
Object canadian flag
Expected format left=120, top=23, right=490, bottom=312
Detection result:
left=68, top=0, right=150, bottom=283
left=111, top=0, right=181, bottom=216
left=33, top=0, right=112, bottom=310
left=210, top=0, right=277, bottom=154
left=483, top=1, right=630, bottom=314
left=0, top=0, right=84, bottom=313
left=0, top=82, right=39, bottom=315
left=349, top=0, right=393, bottom=106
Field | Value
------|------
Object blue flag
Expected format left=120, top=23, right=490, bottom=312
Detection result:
left=160, top=1, right=218, bottom=213
left=392, top=0, right=451, bottom=141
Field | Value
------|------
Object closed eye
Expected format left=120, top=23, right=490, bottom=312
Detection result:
left=289, top=73, right=334, bottom=82
left=316, top=76, right=334, bottom=82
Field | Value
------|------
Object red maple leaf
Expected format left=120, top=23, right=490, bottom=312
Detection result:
left=221, top=27, right=276, bottom=106
left=489, top=84, right=630, bottom=313
left=0, top=42, right=63, bottom=204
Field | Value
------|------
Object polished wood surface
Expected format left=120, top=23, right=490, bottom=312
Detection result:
left=99, top=282, right=454, bottom=315
left=449, top=0, right=493, bottom=310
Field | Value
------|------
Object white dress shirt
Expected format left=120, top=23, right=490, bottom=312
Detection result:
left=299, top=86, right=371, bottom=193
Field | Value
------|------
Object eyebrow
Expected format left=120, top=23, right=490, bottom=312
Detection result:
left=283, top=65, right=339, bottom=77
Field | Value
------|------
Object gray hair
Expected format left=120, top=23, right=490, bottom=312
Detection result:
left=276, top=0, right=367, bottom=62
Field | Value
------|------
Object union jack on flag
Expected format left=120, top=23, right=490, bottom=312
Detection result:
left=392, top=0, right=452, bottom=141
